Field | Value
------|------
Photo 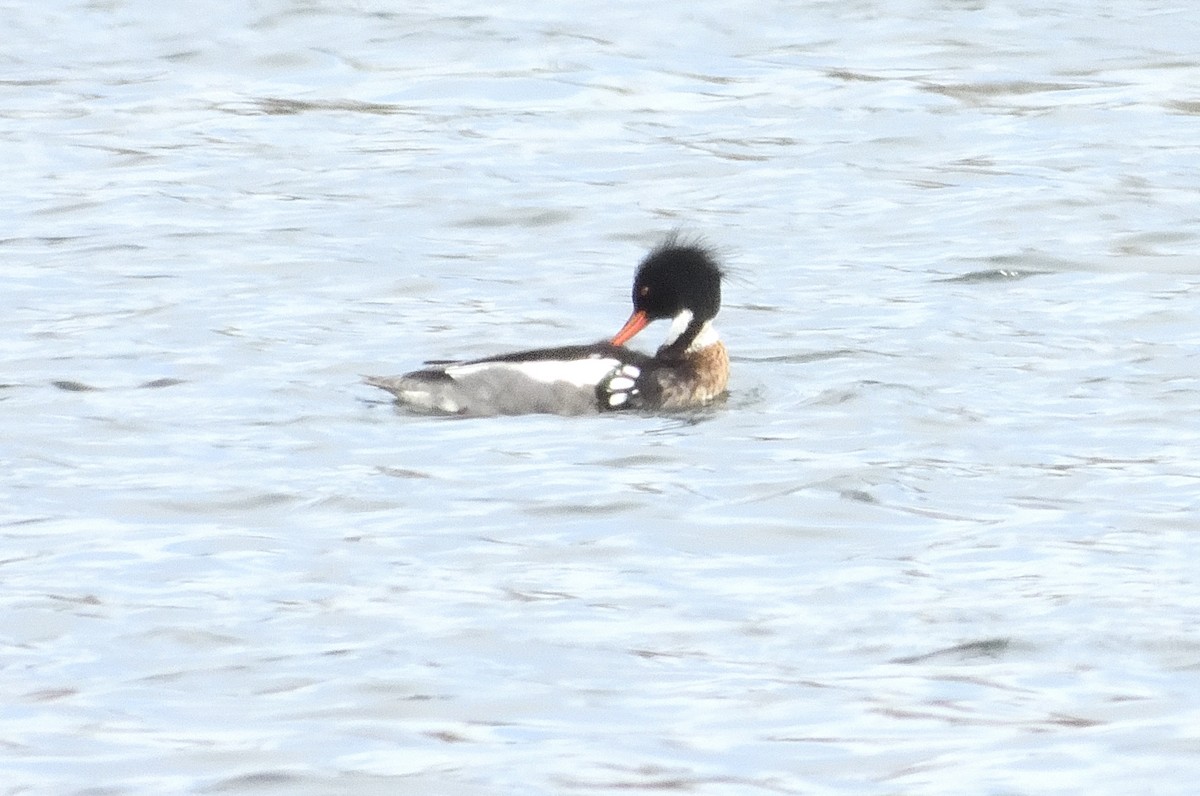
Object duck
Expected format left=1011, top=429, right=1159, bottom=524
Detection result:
left=364, top=240, right=728, bottom=416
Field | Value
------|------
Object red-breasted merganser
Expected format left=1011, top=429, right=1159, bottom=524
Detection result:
left=364, top=241, right=728, bottom=416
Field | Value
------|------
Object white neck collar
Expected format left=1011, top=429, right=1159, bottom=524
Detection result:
left=686, top=320, right=719, bottom=352
left=661, top=310, right=719, bottom=353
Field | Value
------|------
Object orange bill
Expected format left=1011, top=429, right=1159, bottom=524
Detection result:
left=611, top=310, right=649, bottom=346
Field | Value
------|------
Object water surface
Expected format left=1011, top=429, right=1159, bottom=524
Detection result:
left=4, top=1, right=1200, bottom=794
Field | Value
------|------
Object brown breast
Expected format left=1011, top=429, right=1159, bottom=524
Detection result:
left=658, top=341, right=730, bottom=409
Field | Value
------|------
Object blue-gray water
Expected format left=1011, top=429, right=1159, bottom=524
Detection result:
left=5, top=2, right=1200, bottom=794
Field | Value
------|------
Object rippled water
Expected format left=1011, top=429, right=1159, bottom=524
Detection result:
left=5, top=1, right=1200, bottom=793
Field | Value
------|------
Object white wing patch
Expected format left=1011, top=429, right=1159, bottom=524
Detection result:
left=446, top=355, right=621, bottom=388
left=606, top=374, right=637, bottom=391
left=601, top=363, right=642, bottom=409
